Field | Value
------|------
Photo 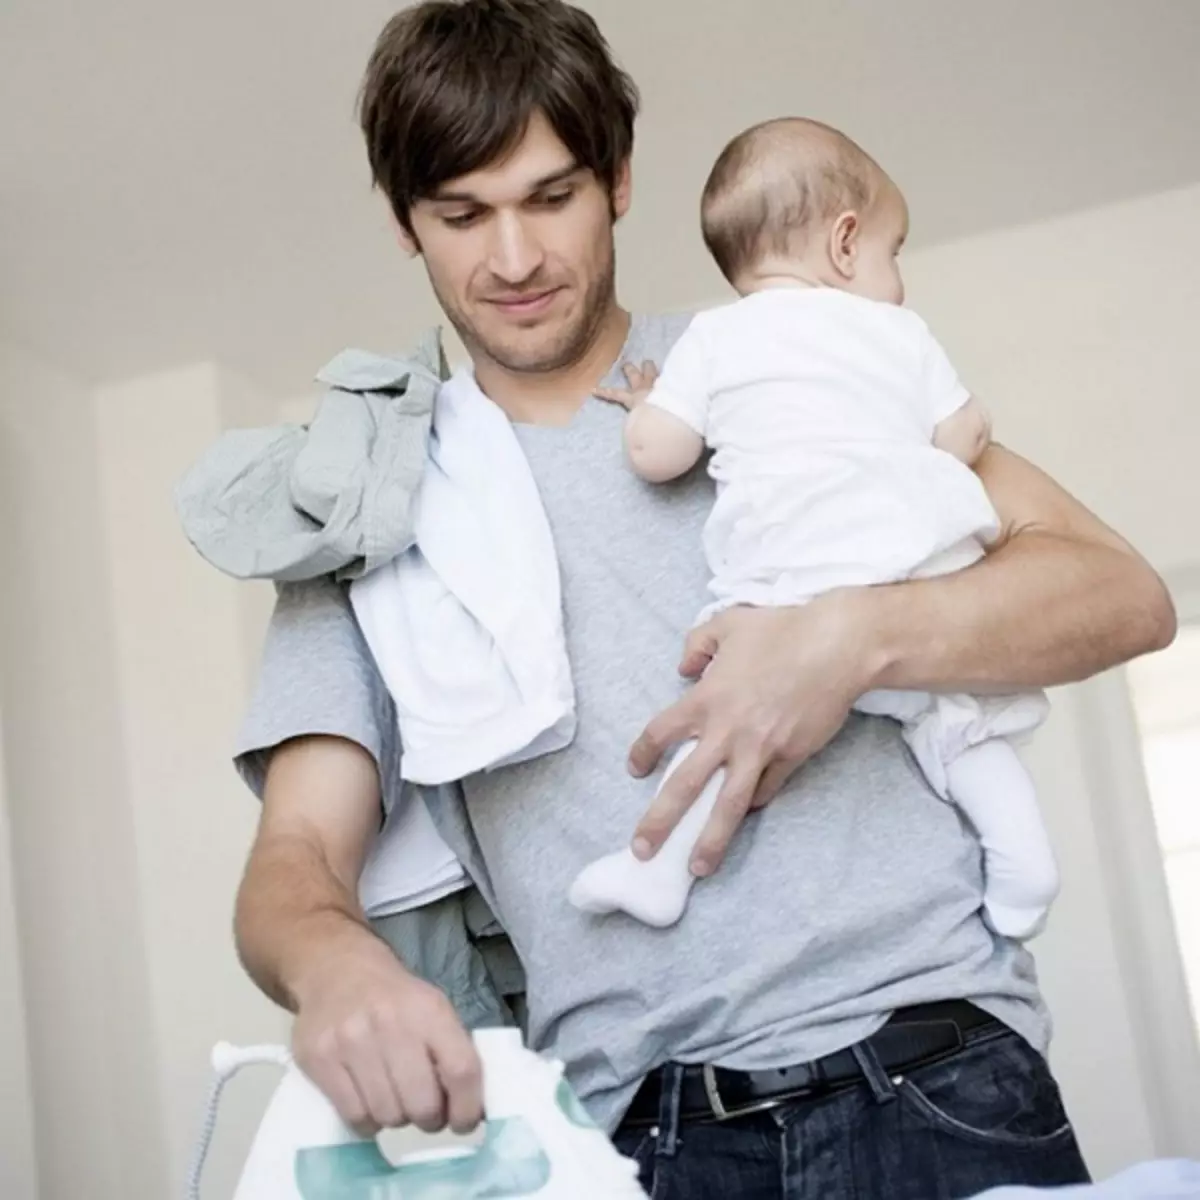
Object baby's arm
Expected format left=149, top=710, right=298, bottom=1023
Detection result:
left=916, top=317, right=993, bottom=467
left=933, top=395, right=992, bottom=466
left=596, top=326, right=711, bottom=483
left=628, top=404, right=705, bottom=483
left=598, top=363, right=704, bottom=482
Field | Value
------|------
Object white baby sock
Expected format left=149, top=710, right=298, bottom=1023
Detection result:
left=945, top=739, right=1060, bottom=940
left=568, top=740, right=719, bottom=928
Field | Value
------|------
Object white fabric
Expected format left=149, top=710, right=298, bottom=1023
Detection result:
left=646, top=287, right=1002, bottom=615
left=351, top=368, right=576, bottom=917
left=350, top=367, right=576, bottom=786
left=856, top=684, right=1050, bottom=799
left=943, top=740, right=1059, bottom=938
left=644, top=287, right=1049, bottom=773
left=852, top=537, right=1050, bottom=796
left=356, top=784, right=468, bottom=918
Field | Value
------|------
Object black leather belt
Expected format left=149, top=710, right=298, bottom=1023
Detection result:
left=622, top=1001, right=1000, bottom=1127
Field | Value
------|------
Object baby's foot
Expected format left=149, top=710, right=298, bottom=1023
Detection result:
left=983, top=901, right=1049, bottom=941
left=568, top=848, right=694, bottom=928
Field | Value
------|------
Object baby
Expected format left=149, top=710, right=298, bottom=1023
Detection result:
left=568, top=118, right=1058, bottom=939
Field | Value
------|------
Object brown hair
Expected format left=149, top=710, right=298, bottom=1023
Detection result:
left=701, top=118, right=882, bottom=284
left=358, top=0, right=639, bottom=233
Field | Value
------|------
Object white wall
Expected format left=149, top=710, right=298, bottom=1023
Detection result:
left=902, top=183, right=1200, bottom=577
left=897, top=182, right=1200, bottom=1171
left=0, top=346, right=285, bottom=1200
left=93, top=363, right=288, bottom=1199
left=0, top=344, right=169, bottom=1199
left=0, top=716, right=38, bottom=1200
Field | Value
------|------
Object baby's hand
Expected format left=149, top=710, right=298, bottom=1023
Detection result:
left=595, top=361, right=659, bottom=410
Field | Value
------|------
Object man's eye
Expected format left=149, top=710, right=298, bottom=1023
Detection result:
left=536, top=189, right=574, bottom=209
left=442, top=210, right=480, bottom=229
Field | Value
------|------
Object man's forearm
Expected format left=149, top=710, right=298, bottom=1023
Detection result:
left=234, top=734, right=403, bottom=1011
left=861, top=531, right=1174, bottom=694
left=857, top=445, right=1176, bottom=694
left=235, top=831, right=391, bottom=1011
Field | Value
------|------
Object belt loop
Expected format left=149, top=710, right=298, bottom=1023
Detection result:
left=851, top=1040, right=898, bottom=1106
left=655, top=1062, right=685, bottom=1156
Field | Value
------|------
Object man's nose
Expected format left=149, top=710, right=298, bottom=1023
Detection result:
left=487, top=211, right=545, bottom=285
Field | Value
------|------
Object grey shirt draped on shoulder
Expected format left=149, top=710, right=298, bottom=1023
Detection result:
left=176, top=324, right=524, bottom=1030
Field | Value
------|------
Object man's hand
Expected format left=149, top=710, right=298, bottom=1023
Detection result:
left=627, top=596, right=875, bottom=875
left=595, top=360, right=658, bottom=410
left=290, top=931, right=483, bottom=1137
left=236, top=735, right=483, bottom=1137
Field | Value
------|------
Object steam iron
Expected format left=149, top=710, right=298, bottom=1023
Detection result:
left=188, top=1027, right=648, bottom=1198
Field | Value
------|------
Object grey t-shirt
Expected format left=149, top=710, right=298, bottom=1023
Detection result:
left=236, top=312, right=1047, bottom=1133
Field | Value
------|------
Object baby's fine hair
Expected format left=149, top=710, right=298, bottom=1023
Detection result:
left=701, top=118, right=884, bottom=284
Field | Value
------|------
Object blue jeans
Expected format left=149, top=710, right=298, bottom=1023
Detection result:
left=612, top=1027, right=1090, bottom=1199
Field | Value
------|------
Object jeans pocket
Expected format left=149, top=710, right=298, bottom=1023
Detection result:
left=612, top=1126, right=659, bottom=1195
left=896, top=1030, right=1077, bottom=1150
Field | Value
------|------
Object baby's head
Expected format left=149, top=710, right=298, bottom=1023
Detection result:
left=701, top=118, right=908, bottom=304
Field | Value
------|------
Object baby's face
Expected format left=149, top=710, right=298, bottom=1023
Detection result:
left=847, top=183, right=909, bottom=306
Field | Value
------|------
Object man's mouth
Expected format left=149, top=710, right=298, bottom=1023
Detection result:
left=485, top=287, right=564, bottom=318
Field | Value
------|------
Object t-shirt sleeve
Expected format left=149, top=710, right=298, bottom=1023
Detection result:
left=234, top=576, right=400, bottom=808
left=916, top=320, right=973, bottom=429
left=645, top=322, right=713, bottom=437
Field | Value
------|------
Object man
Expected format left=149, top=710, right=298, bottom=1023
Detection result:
left=228, top=2, right=1176, bottom=1196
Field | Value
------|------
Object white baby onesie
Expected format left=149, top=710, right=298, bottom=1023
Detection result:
left=569, top=288, right=1057, bottom=937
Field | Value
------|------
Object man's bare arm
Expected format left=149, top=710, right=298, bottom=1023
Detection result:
left=236, top=735, right=482, bottom=1135
left=864, top=443, right=1176, bottom=692
left=626, top=443, right=1175, bottom=871
left=236, top=735, right=382, bottom=1008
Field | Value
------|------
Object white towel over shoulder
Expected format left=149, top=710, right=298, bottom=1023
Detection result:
left=351, top=367, right=576, bottom=787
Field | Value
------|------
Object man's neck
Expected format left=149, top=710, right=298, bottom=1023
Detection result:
left=473, top=306, right=632, bottom=426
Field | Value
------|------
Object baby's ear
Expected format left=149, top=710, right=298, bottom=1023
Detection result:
left=829, top=210, right=860, bottom=280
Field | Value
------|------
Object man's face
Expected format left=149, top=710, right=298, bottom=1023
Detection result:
left=401, top=112, right=631, bottom=375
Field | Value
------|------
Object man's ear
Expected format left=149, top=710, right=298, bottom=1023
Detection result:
left=389, top=208, right=422, bottom=258
left=828, top=210, right=859, bottom=280
left=611, top=158, right=633, bottom=222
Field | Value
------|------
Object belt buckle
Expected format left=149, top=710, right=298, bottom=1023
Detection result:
left=701, top=1064, right=800, bottom=1123
left=701, top=1063, right=731, bottom=1120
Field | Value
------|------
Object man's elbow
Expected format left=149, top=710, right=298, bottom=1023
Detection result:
left=1143, top=572, right=1178, bottom=652
left=1128, top=561, right=1177, bottom=655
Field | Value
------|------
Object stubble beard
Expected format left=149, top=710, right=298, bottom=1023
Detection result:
left=433, top=241, right=617, bottom=376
